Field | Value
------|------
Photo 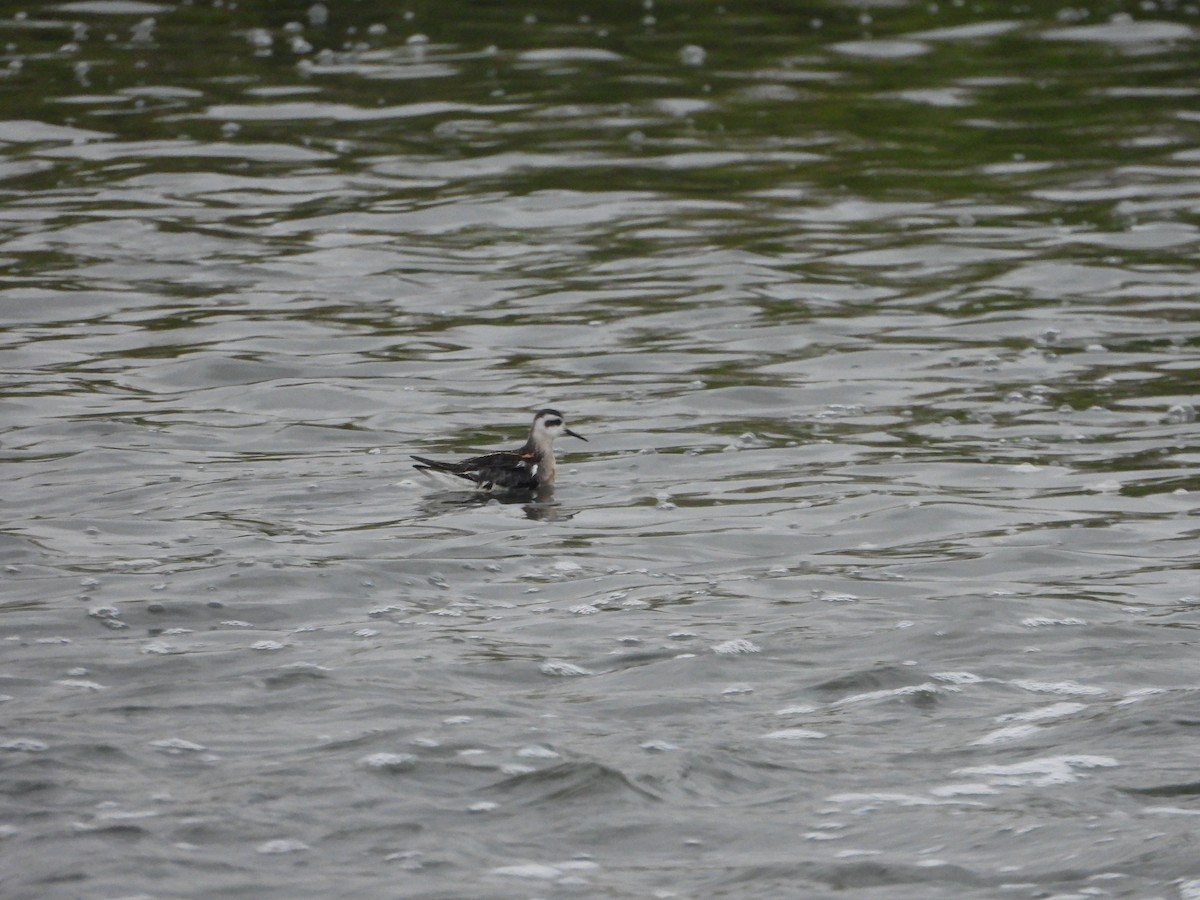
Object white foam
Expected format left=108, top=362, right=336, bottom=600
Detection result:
left=711, top=638, right=761, bottom=654
left=931, top=671, right=983, bottom=685
left=834, top=683, right=955, bottom=706
left=1020, top=616, right=1087, bottom=627
left=1010, top=679, right=1105, bottom=696
left=539, top=660, right=593, bottom=677
left=997, top=702, right=1087, bottom=723
left=358, top=753, right=416, bottom=770
left=929, top=782, right=1000, bottom=797
left=516, top=745, right=560, bottom=759
left=954, top=754, right=1118, bottom=787
left=150, top=738, right=206, bottom=753
left=761, top=728, right=827, bottom=741
left=971, top=724, right=1041, bottom=746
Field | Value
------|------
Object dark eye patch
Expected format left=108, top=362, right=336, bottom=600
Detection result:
left=544, top=418, right=562, bottom=427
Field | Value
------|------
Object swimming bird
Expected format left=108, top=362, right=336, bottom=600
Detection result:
left=411, top=409, right=587, bottom=492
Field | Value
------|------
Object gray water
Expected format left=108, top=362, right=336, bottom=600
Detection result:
left=2, top=1, right=1200, bottom=898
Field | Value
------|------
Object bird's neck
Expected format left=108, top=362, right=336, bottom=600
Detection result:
left=538, top=448, right=556, bottom=484
left=525, top=439, right=556, bottom=484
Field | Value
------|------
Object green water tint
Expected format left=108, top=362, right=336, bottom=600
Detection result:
left=1, top=3, right=1195, bottom=205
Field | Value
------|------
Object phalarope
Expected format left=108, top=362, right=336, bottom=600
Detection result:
left=411, top=409, right=587, bottom=492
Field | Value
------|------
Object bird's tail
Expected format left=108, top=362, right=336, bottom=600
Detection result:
left=412, top=455, right=453, bottom=473
left=411, top=456, right=478, bottom=485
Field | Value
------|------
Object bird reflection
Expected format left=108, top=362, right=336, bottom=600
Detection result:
left=417, top=489, right=573, bottom=522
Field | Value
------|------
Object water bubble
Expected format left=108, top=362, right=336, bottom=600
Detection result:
left=1165, top=404, right=1196, bottom=424
left=679, top=44, right=706, bottom=66
left=358, top=752, right=415, bottom=770
left=88, top=606, right=126, bottom=630
left=130, top=18, right=155, bottom=43
left=822, top=592, right=859, bottom=603
left=308, top=3, right=328, bottom=26
left=247, top=28, right=272, bottom=50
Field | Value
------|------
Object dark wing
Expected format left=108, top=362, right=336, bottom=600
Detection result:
left=411, top=454, right=479, bottom=485
left=412, top=450, right=539, bottom=491
left=463, top=450, right=541, bottom=491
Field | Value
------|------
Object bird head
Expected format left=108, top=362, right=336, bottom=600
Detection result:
left=532, top=409, right=587, bottom=444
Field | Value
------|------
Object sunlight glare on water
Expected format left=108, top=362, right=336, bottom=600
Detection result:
left=1, top=1, right=1199, bottom=897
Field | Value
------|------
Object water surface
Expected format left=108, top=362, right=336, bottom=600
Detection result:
left=2, top=1, right=1199, bottom=897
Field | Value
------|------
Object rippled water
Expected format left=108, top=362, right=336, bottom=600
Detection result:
left=3, top=1, right=1200, bottom=897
